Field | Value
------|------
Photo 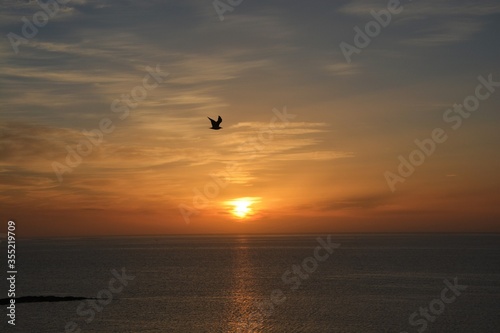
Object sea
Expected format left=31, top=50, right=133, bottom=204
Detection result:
left=1, top=234, right=499, bottom=332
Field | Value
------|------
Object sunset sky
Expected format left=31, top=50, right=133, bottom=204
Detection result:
left=1, top=0, right=499, bottom=237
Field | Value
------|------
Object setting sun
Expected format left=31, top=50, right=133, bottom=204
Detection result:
left=225, top=197, right=260, bottom=219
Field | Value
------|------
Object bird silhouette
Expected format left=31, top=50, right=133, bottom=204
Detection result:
left=208, top=116, right=222, bottom=130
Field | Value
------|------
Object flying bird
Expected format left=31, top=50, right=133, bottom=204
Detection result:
left=208, top=116, right=223, bottom=130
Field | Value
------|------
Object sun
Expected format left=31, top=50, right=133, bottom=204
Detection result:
left=234, top=200, right=253, bottom=218
left=225, top=197, right=260, bottom=219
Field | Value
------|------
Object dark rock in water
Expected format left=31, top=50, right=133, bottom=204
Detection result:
left=0, top=296, right=96, bottom=305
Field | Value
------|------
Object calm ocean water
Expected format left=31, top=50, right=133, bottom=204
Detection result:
left=1, top=234, right=499, bottom=332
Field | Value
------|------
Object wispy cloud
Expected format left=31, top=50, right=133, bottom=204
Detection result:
left=339, top=0, right=500, bottom=46
left=325, top=63, right=361, bottom=76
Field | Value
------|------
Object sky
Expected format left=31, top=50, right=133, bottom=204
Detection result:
left=1, top=0, right=499, bottom=237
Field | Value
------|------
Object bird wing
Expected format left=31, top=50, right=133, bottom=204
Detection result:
left=208, top=117, right=217, bottom=127
left=216, top=116, right=222, bottom=125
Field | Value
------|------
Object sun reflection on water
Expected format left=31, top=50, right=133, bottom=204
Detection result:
left=223, top=237, right=265, bottom=332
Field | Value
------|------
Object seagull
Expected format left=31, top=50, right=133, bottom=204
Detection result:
left=208, top=115, right=223, bottom=130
